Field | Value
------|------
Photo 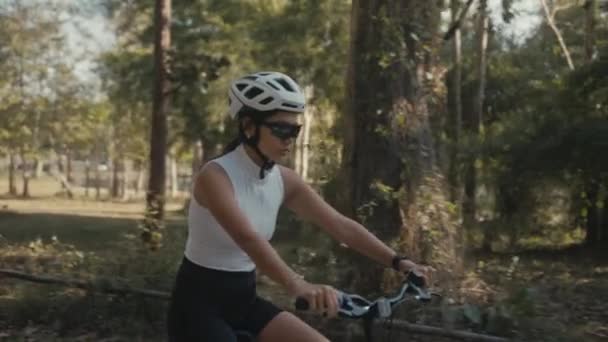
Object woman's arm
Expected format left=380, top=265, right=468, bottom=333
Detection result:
left=280, top=166, right=415, bottom=271
left=195, top=163, right=302, bottom=293
left=196, top=164, right=341, bottom=315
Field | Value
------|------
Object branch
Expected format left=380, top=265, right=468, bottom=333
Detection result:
left=444, top=0, right=476, bottom=41
left=0, top=269, right=170, bottom=299
left=539, top=0, right=575, bottom=70
left=376, top=318, right=511, bottom=342
left=1, top=269, right=511, bottom=341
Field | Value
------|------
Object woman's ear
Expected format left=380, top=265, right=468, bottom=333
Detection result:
left=241, top=117, right=255, bottom=139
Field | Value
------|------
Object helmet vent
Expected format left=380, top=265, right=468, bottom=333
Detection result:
left=282, top=102, right=299, bottom=109
left=275, top=78, right=295, bottom=92
left=243, top=76, right=258, bottom=81
left=244, top=87, right=263, bottom=99
left=236, top=83, right=247, bottom=91
left=266, top=81, right=280, bottom=91
left=259, top=96, right=274, bottom=105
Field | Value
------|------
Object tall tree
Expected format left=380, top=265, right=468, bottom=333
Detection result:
left=448, top=0, right=464, bottom=204
left=340, top=0, right=458, bottom=291
left=464, top=0, right=490, bottom=237
left=584, top=0, right=596, bottom=62
left=143, top=0, right=171, bottom=248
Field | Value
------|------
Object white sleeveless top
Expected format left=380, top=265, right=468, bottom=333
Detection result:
left=185, top=144, right=285, bottom=271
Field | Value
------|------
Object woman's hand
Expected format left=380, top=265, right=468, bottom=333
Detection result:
left=398, top=259, right=435, bottom=286
left=289, top=278, right=340, bottom=318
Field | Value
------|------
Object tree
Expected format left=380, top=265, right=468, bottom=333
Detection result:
left=468, top=0, right=608, bottom=249
left=142, top=0, right=172, bottom=249
left=448, top=0, right=464, bottom=205
left=0, top=0, right=68, bottom=197
left=339, top=0, right=459, bottom=291
left=464, top=0, right=490, bottom=246
left=584, top=0, right=596, bottom=62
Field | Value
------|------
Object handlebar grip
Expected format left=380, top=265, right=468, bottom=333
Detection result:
left=295, top=297, right=309, bottom=311
left=406, top=271, right=426, bottom=288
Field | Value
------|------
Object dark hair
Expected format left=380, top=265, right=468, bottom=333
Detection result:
left=221, top=108, right=278, bottom=154
left=223, top=137, right=242, bottom=154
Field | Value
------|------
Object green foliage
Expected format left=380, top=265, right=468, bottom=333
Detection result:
left=0, top=216, right=185, bottom=338
left=0, top=0, right=101, bottom=177
left=98, top=0, right=349, bottom=182
left=440, top=4, right=608, bottom=247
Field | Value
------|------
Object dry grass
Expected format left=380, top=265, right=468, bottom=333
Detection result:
left=0, top=175, right=185, bottom=218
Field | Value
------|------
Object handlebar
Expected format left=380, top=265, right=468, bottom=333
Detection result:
left=295, top=272, right=435, bottom=319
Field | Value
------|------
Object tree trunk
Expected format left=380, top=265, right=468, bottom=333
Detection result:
left=449, top=0, right=464, bottom=205
left=94, top=147, right=101, bottom=200
left=301, top=107, right=313, bottom=182
left=33, top=157, right=43, bottom=178
left=584, top=180, right=605, bottom=246
left=169, top=153, right=178, bottom=198
left=191, top=139, right=204, bottom=175
left=8, top=152, right=17, bottom=195
left=295, top=86, right=314, bottom=181
left=144, top=0, right=172, bottom=241
left=85, top=158, right=91, bottom=197
left=111, top=157, right=120, bottom=198
left=136, top=160, right=146, bottom=196
left=464, top=0, right=489, bottom=233
left=600, top=185, right=607, bottom=246
left=585, top=0, right=596, bottom=62
left=66, top=149, right=73, bottom=182
left=20, top=151, right=30, bottom=198
left=57, top=153, right=65, bottom=174
left=295, top=106, right=313, bottom=181
left=57, top=152, right=70, bottom=194
left=340, top=0, right=459, bottom=292
left=295, top=116, right=303, bottom=175
left=122, top=157, right=130, bottom=200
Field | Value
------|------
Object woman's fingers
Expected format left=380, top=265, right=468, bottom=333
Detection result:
left=304, top=290, right=318, bottom=312
left=323, top=286, right=338, bottom=318
left=300, top=284, right=340, bottom=317
left=315, top=289, right=325, bottom=316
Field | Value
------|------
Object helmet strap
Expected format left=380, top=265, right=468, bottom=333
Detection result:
left=238, top=122, right=275, bottom=179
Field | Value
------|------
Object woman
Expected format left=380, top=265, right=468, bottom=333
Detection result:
left=167, top=71, right=432, bottom=341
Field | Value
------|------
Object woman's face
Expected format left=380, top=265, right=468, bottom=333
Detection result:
left=246, top=111, right=301, bottom=161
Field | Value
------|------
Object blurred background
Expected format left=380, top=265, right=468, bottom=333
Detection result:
left=0, top=0, right=607, bottom=341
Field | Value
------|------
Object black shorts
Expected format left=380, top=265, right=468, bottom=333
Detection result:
left=167, top=256, right=283, bottom=341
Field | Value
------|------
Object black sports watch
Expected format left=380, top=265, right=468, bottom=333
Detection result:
left=391, top=255, right=409, bottom=271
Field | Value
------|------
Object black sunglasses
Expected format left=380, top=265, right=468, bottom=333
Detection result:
left=260, top=121, right=302, bottom=140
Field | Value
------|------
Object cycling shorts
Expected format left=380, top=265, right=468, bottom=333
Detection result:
left=167, top=256, right=283, bottom=341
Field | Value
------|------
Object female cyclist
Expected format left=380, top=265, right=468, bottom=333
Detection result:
left=167, top=71, right=433, bottom=342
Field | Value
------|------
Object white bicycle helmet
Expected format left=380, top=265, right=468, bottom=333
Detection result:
left=227, top=71, right=306, bottom=119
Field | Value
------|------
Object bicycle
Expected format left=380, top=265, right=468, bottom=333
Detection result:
left=294, top=272, right=438, bottom=342
left=234, top=272, right=435, bottom=342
